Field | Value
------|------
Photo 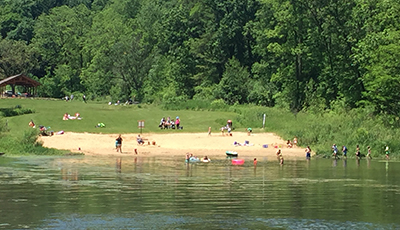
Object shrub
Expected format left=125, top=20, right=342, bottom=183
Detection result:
left=0, top=106, right=35, bottom=117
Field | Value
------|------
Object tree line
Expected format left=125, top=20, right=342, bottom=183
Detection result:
left=1, top=0, right=399, bottom=117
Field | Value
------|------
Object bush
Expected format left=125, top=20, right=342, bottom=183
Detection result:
left=20, top=129, right=42, bottom=147
left=0, top=105, right=35, bottom=117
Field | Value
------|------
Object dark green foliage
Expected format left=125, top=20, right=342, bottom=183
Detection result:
left=0, top=106, right=34, bottom=117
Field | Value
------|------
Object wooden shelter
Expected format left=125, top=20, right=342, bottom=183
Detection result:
left=0, top=74, right=40, bottom=97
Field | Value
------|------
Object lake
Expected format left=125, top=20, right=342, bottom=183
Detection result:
left=0, top=155, right=399, bottom=229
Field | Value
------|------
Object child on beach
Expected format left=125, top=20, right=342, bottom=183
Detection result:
left=208, top=127, right=211, bottom=136
left=247, top=127, right=252, bottom=136
left=293, top=137, right=298, bottom=146
left=116, top=135, right=122, bottom=153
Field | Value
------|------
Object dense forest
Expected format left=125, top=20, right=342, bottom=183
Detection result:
left=1, top=0, right=399, bottom=117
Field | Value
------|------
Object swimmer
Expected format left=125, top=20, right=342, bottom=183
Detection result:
left=253, top=158, right=257, bottom=166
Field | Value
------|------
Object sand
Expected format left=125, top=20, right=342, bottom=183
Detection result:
left=40, top=132, right=306, bottom=158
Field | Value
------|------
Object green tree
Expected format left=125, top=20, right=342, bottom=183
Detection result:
left=354, top=0, right=400, bottom=116
left=0, top=38, right=36, bottom=79
left=216, top=58, right=250, bottom=104
left=32, top=4, right=92, bottom=96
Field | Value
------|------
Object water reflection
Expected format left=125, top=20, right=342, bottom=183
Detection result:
left=0, top=156, right=400, bottom=229
left=332, top=159, right=338, bottom=167
left=116, top=158, right=122, bottom=173
left=61, top=168, right=78, bottom=181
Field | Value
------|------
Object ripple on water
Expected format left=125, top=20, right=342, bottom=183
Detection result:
left=39, top=214, right=400, bottom=230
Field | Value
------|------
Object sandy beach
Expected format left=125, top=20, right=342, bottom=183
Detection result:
left=40, top=132, right=306, bottom=158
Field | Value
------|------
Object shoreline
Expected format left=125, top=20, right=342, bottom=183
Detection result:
left=40, top=132, right=307, bottom=158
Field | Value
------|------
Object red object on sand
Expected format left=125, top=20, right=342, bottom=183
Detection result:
left=232, top=158, right=244, bottom=165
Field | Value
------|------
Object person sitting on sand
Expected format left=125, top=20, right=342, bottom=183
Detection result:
left=287, top=140, right=292, bottom=148
left=137, top=135, right=144, bottom=145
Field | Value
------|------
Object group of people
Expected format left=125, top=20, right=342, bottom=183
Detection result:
left=286, top=137, right=298, bottom=148
left=65, top=94, right=87, bottom=102
left=114, top=134, right=152, bottom=153
left=159, top=116, right=181, bottom=129
left=332, top=144, right=389, bottom=160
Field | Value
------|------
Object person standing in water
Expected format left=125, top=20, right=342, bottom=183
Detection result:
left=332, top=144, right=338, bottom=159
left=342, top=145, right=348, bottom=159
left=366, top=146, right=372, bottom=159
left=116, top=135, right=123, bottom=153
left=385, top=145, right=390, bottom=160
left=355, top=145, right=361, bottom=159
left=305, top=146, right=311, bottom=160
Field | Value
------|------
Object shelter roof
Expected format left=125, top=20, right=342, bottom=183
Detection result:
left=0, top=74, right=41, bottom=87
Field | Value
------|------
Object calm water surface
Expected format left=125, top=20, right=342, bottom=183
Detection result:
left=0, top=155, right=399, bottom=229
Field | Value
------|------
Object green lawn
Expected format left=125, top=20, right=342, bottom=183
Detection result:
left=1, top=98, right=237, bottom=136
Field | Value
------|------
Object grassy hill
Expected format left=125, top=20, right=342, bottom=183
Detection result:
left=0, top=98, right=238, bottom=136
